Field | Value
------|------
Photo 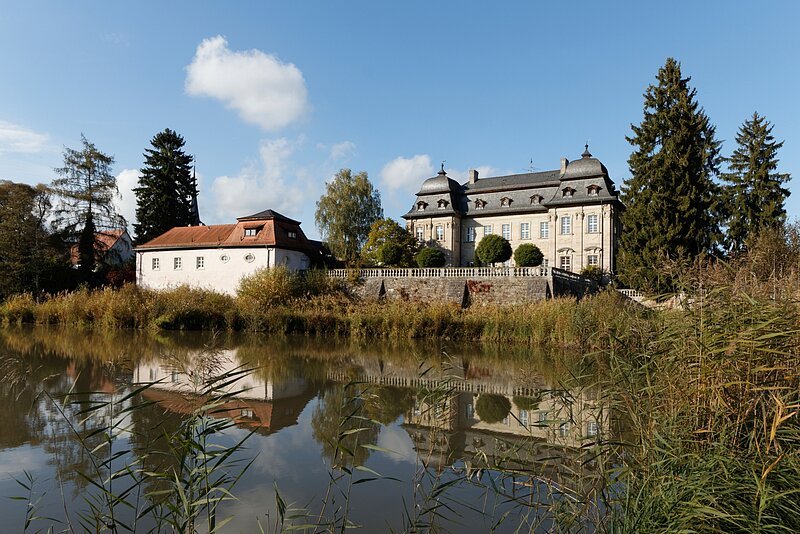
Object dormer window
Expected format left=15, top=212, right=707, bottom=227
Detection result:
left=244, top=226, right=261, bottom=237
left=587, top=184, right=601, bottom=196
left=416, top=201, right=428, bottom=211
left=500, top=196, right=512, bottom=207
left=437, top=199, right=449, bottom=209
left=287, top=231, right=297, bottom=239
left=530, top=194, right=543, bottom=205
left=475, top=199, right=487, bottom=209
left=562, top=187, right=576, bottom=198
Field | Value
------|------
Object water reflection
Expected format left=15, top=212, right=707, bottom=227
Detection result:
left=0, top=327, right=611, bottom=531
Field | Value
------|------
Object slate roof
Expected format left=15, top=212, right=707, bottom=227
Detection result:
left=238, top=209, right=300, bottom=224
left=403, top=149, right=622, bottom=220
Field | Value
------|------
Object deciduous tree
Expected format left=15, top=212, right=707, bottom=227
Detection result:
left=315, top=169, right=382, bottom=265
left=133, top=128, right=199, bottom=244
left=360, top=218, right=418, bottom=267
left=0, top=181, right=64, bottom=297
left=722, top=112, right=791, bottom=254
left=619, top=58, right=722, bottom=293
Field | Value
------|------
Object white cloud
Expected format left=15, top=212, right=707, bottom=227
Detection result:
left=445, top=165, right=499, bottom=184
left=114, top=168, right=140, bottom=229
left=210, top=137, right=307, bottom=221
left=0, top=120, right=50, bottom=154
left=185, top=35, right=308, bottom=131
left=379, top=154, right=434, bottom=194
left=328, top=140, right=356, bottom=161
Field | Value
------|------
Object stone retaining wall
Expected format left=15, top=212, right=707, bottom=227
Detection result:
left=350, top=276, right=552, bottom=307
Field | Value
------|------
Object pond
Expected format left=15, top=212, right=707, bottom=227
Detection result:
left=0, top=327, right=612, bottom=532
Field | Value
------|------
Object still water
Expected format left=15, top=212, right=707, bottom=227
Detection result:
left=0, top=327, right=610, bottom=532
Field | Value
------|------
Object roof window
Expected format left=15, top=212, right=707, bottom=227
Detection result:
left=500, top=196, right=512, bottom=207
left=474, top=199, right=487, bottom=209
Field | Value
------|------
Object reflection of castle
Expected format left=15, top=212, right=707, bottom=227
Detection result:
left=133, top=351, right=317, bottom=435
left=403, top=389, right=608, bottom=492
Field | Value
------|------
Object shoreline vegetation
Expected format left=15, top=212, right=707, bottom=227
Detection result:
left=0, top=267, right=647, bottom=350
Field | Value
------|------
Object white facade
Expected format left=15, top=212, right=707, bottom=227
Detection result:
left=136, top=246, right=311, bottom=295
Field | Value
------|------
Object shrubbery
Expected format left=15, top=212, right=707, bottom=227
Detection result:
left=475, top=394, right=512, bottom=423
left=476, top=235, right=512, bottom=265
left=415, top=247, right=446, bottom=268
left=513, top=243, right=543, bottom=267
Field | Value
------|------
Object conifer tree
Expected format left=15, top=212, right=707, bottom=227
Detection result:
left=722, top=112, right=791, bottom=254
left=133, top=128, right=198, bottom=244
left=619, top=58, right=722, bottom=292
left=52, top=135, right=124, bottom=280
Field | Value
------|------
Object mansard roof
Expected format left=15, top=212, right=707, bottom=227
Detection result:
left=403, top=148, right=621, bottom=220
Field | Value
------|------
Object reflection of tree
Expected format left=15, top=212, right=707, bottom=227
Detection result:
left=311, top=384, right=380, bottom=467
left=475, top=394, right=511, bottom=424
left=363, top=386, right=414, bottom=425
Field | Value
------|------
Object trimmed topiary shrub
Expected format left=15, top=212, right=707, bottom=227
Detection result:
left=377, top=242, right=405, bottom=266
left=476, top=234, right=512, bottom=266
left=415, top=247, right=446, bottom=268
left=475, top=394, right=512, bottom=423
left=514, top=243, right=544, bottom=267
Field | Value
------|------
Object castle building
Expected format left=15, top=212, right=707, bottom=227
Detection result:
left=402, top=147, right=623, bottom=272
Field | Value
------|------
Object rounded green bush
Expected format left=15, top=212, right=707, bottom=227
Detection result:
left=512, top=395, right=541, bottom=411
left=514, top=243, right=544, bottom=267
left=415, top=247, right=446, bottom=268
left=378, top=242, right=405, bottom=266
left=475, top=394, right=512, bottom=423
left=476, top=234, right=512, bottom=265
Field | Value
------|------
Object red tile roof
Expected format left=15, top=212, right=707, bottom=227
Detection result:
left=136, top=211, right=318, bottom=254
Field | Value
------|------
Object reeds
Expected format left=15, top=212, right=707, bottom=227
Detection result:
left=0, top=282, right=645, bottom=350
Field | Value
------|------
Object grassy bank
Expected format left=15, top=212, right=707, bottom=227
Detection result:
left=0, top=273, right=645, bottom=350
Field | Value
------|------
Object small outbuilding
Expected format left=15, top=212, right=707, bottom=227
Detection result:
left=135, top=209, right=320, bottom=295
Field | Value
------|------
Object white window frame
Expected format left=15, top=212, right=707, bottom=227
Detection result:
left=196, top=256, right=204, bottom=270
left=559, top=255, right=571, bottom=271
left=501, top=224, right=511, bottom=240
left=559, top=421, right=570, bottom=437
left=435, top=225, right=444, bottom=241
left=484, top=225, right=493, bottom=236
left=540, top=221, right=550, bottom=239
left=415, top=227, right=424, bottom=242
left=466, top=227, right=476, bottom=242
left=587, top=254, right=599, bottom=267
left=587, top=421, right=599, bottom=437
left=152, top=257, right=160, bottom=270
left=520, top=222, right=530, bottom=240
left=173, top=257, right=182, bottom=270
left=587, top=214, right=599, bottom=234
left=560, top=216, right=571, bottom=235
left=519, top=409, right=529, bottom=427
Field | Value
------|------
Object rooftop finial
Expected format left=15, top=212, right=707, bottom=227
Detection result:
left=439, top=161, right=446, bottom=174
left=582, top=143, right=592, bottom=158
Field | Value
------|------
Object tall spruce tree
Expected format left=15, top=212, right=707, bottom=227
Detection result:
left=133, top=128, right=198, bottom=244
left=52, top=135, right=124, bottom=281
left=722, top=112, right=791, bottom=254
left=619, top=58, right=722, bottom=292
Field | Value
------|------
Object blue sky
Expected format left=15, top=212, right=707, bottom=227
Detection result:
left=1, top=1, right=798, bottom=239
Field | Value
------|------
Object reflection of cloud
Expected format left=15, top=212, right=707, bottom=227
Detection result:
left=0, top=445, right=46, bottom=476
left=185, top=35, right=308, bottom=131
left=0, top=120, right=50, bottom=154
left=376, top=425, right=416, bottom=464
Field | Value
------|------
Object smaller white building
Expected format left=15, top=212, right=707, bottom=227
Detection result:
left=135, top=209, right=320, bottom=295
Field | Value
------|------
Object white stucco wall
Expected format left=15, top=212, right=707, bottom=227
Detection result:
left=136, top=246, right=310, bottom=295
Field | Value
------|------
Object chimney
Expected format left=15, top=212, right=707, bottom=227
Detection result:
left=560, top=157, right=569, bottom=176
left=468, top=169, right=479, bottom=184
